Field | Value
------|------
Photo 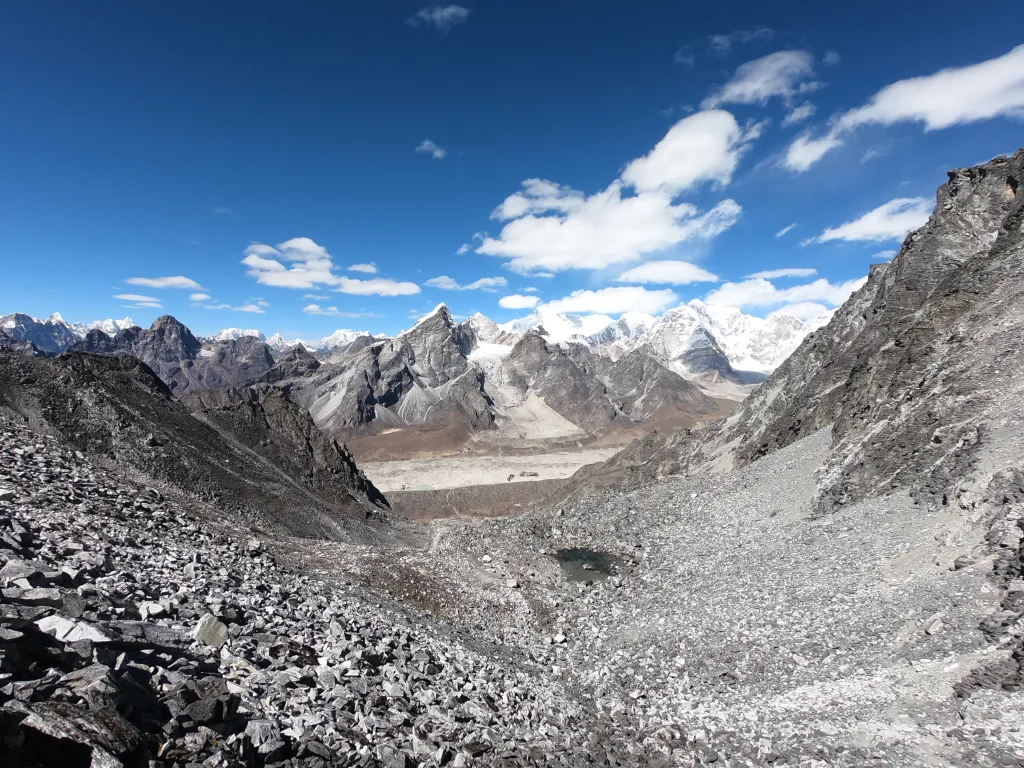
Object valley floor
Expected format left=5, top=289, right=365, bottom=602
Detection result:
left=289, top=429, right=1024, bottom=767
left=361, top=447, right=622, bottom=492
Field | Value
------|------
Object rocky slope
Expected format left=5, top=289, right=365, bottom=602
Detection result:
left=0, top=351, right=388, bottom=542
left=0, top=417, right=649, bottom=767
left=591, top=148, right=1024, bottom=514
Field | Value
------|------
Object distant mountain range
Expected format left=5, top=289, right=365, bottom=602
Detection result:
left=1, top=302, right=825, bottom=382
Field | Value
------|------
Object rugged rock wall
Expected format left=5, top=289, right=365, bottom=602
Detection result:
left=589, top=148, right=1024, bottom=514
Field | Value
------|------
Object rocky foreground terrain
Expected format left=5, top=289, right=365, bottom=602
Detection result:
left=2, top=148, right=1024, bottom=767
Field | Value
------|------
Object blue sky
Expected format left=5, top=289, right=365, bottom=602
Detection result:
left=1, top=1, right=1022, bottom=339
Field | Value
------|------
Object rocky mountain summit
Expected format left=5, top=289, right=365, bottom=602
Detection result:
left=74, top=316, right=276, bottom=396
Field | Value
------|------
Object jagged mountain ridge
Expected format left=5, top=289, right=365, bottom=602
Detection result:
left=74, top=315, right=276, bottom=395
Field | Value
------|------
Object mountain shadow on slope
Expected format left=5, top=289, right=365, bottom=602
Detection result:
left=0, top=351, right=392, bottom=542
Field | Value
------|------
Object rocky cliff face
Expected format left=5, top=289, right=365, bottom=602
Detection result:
left=0, top=351, right=390, bottom=540
left=591, top=148, right=1024, bottom=515
left=185, top=384, right=388, bottom=509
left=272, top=308, right=494, bottom=440
left=74, top=316, right=274, bottom=395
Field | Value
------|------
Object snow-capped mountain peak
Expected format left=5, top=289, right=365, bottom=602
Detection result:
left=211, top=328, right=266, bottom=342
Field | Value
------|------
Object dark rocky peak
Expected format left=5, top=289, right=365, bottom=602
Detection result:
left=147, top=315, right=203, bottom=358
left=397, top=304, right=472, bottom=386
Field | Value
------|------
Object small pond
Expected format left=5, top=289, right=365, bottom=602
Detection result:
left=552, top=548, right=624, bottom=582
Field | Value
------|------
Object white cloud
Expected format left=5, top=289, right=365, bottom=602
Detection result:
left=782, top=102, right=816, bottom=127
left=202, top=302, right=265, bottom=313
left=707, top=28, right=774, bottom=57
left=242, top=237, right=420, bottom=295
left=478, top=110, right=753, bottom=275
left=480, top=191, right=741, bottom=275
left=424, top=275, right=508, bottom=291
left=705, top=276, right=867, bottom=309
left=303, top=304, right=374, bottom=318
left=673, top=45, right=695, bottom=67
left=807, top=197, right=932, bottom=244
left=838, top=45, right=1024, bottom=132
left=456, top=243, right=470, bottom=255
left=775, top=223, right=796, bottom=238
left=745, top=267, right=817, bottom=279
left=303, top=294, right=330, bottom=300
left=523, top=286, right=538, bottom=292
left=212, top=206, right=232, bottom=215
left=823, top=50, right=841, bottom=66
left=621, top=110, right=751, bottom=194
left=123, top=302, right=163, bottom=309
left=785, top=45, right=1024, bottom=171
left=407, top=5, right=470, bottom=33
left=499, top=294, right=541, bottom=310
left=872, top=249, right=897, bottom=260
left=616, top=260, right=719, bottom=285
left=540, top=286, right=679, bottom=315
left=126, top=276, right=203, bottom=290
left=415, top=139, right=447, bottom=159
left=114, top=293, right=159, bottom=303
left=190, top=292, right=210, bottom=301
left=702, top=51, right=820, bottom=109
left=348, top=262, right=378, bottom=274
left=783, top=129, right=844, bottom=172
left=769, top=301, right=831, bottom=322
left=336, top=276, right=420, bottom=296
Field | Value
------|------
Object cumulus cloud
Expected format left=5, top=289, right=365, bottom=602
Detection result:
left=335, top=277, right=420, bottom=296
left=424, top=275, right=508, bottom=292
left=806, top=198, right=932, bottom=244
left=348, top=263, right=378, bottom=274
left=242, top=237, right=420, bottom=295
left=407, top=5, right=470, bottom=33
left=303, top=304, right=374, bottom=318
left=784, top=45, right=1024, bottom=171
left=707, top=28, right=774, bottom=57
left=540, top=287, right=679, bottom=315
left=745, top=267, right=817, bottom=279
left=415, top=139, right=447, bottom=159
left=775, top=223, right=796, bottom=238
left=702, top=51, right=820, bottom=109
left=498, top=294, right=541, bottom=310
left=705, top=276, right=867, bottom=309
left=616, top=260, right=719, bottom=285
left=114, top=293, right=159, bottom=303
left=456, top=244, right=470, bottom=255
left=303, top=293, right=329, bottom=300
left=478, top=111, right=750, bottom=275
left=523, top=286, right=538, bottom=292
left=782, top=102, right=816, bottom=127
left=190, top=293, right=210, bottom=301
left=620, top=110, right=753, bottom=194
left=126, top=276, right=203, bottom=290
